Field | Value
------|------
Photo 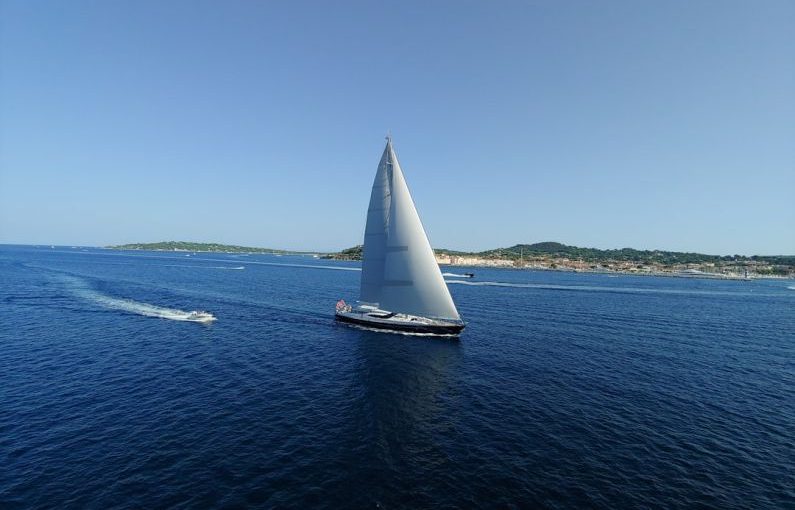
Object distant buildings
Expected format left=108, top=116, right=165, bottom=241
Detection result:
left=435, top=254, right=791, bottom=279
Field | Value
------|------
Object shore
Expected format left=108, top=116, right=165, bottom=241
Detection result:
left=105, top=241, right=794, bottom=279
left=434, top=254, right=791, bottom=280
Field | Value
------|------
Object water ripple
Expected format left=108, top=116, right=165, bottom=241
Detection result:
left=1, top=247, right=793, bottom=509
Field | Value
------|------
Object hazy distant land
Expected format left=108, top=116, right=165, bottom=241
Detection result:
left=108, top=241, right=302, bottom=255
left=107, top=241, right=794, bottom=278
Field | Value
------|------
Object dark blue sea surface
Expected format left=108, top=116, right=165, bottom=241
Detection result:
left=1, top=245, right=793, bottom=509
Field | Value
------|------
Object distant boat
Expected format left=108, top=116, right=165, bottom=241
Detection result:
left=442, top=272, right=475, bottom=278
left=335, top=136, right=465, bottom=336
left=184, top=310, right=216, bottom=323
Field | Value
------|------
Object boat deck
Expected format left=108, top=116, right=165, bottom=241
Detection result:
left=335, top=309, right=464, bottom=335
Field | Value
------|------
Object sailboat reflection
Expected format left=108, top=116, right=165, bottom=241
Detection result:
left=342, top=330, right=464, bottom=497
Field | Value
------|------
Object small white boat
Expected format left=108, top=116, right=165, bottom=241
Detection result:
left=335, top=136, right=465, bottom=336
left=184, top=310, right=216, bottom=322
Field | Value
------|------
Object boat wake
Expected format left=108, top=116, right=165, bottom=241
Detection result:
left=442, top=272, right=473, bottom=278
left=446, top=280, right=539, bottom=288
left=59, top=275, right=216, bottom=323
left=445, top=279, right=781, bottom=297
left=163, top=264, right=245, bottom=270
left=193, top=257, right=361, bottom=272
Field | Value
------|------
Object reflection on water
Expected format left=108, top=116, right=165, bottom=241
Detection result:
left=346, top=331, right=463, bottom=505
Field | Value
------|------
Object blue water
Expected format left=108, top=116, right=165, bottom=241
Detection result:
left=2, top=245, right=793, bottom=509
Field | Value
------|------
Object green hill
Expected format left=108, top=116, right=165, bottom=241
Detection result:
left=327, top=245, right=363, bottom=260
left=480, top=243, right=721, bottom=264
left=329, top=241, right=794, bottom=267
left=107, top=241, right=294, bottom=254
left=108, top=240, right=794, bottom=270
left=482, top=243, right=794, bottom=266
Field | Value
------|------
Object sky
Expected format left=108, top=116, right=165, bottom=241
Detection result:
left=1, top=0, right=793, bottom=255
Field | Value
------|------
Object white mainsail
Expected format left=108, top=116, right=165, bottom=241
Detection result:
left=360, top=139, right=461, bottom=321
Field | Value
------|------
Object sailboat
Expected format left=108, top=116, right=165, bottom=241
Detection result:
left=335, top=136, right=465, bottom=336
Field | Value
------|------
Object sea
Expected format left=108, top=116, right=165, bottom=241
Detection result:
left=1, top=245, right=793, bottom=509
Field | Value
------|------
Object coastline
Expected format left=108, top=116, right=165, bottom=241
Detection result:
left=40, top=242, right=794, bottom=281
left=434, top=255, right=786, bottom=280
left=101, top=245, right=788, bottom=281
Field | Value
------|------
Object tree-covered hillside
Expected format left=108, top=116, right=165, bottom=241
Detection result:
left=108, top=240, right=794, bottom=269
left=107, top=241, right=293, bottom=254
left=328, top=245, right=363, bottom=260
left=329, top=241, right=794, bottom=267
left=481, top=243, right=794, bottom=266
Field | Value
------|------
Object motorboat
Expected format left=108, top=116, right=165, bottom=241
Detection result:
left=184, top=310, right=216, bottom=322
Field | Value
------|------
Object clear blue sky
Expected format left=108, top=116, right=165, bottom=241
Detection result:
left=1, top=0, right=793, bottom=254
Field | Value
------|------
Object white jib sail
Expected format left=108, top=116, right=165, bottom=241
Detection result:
left=360, top=139, right=461, bottom=321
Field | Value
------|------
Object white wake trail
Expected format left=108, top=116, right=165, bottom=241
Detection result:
left=192, top=257, right=361, bottom=272
left=445, top=280, right=542, bottom=288
left=59, top=275, right=216, bottom=322
left=162, top=264, right=245, bottom=270
left=444, top=279, right=781, bottom=297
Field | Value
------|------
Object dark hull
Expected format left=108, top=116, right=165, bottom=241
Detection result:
left=335, top=313, right=465, bottom=335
